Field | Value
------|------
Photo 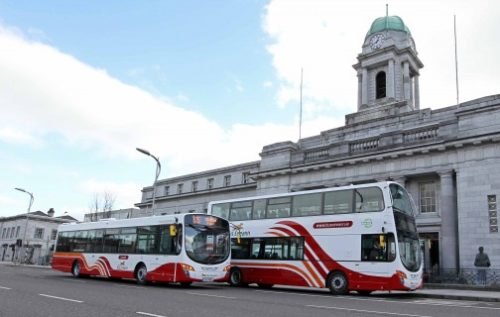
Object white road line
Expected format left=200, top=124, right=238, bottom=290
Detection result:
left=307, top=305, right=434, bottom=317
left=186, top=292, right=236, bottom=299
left=136, top=312, right=167, bottom=317
left=39, top=293, right=84, bottom=303
left=0, top=286, right=12, bottom=290
left=256, top=289, right=500, bottom=311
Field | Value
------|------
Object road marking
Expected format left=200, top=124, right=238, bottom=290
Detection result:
left=0, top=286, right=12, bottom=290
left=136, top=312, right=167, bottom=317
left=186, top=292, right=236, bottom=299
left=113, top=283, right=145, bottom=289
left=307, top=305, right=433, bottom=317
left=39, top=293, right=84, bottom=303
left=257, top=289, right=500, bottom=310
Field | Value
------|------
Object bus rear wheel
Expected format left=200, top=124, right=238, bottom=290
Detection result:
left=71, top=261, right=82, bottom=278
left=327, top=271, right=348, bottom=295
left=229, top=268, right=245, bottom=287
left=135, top=264, right=148, bottom=285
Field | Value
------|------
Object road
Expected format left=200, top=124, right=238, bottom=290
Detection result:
left=1, top=264, right=500, bottom=317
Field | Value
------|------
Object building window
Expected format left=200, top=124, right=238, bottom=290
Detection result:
left=6, top=228, right=11, bottom=239
left=34, top=228, right=44, bottom=239
left=1, top=228, right=5, bottom=239
left=164, top=186, right=170, bottom=196
left=224, top=175, right=232, bottom=187
left=242, top=172, right=250, bottom=184
left=376, top=71, right=386, bottom=99
left=488, top=195, right=498, bottom=233
left=15, top=226, right=20, bottom=238
left=419, top=182, right=438, bottom=213
left=177, top=183, right=183, bottom=194
left=192, top=181, right=198, bottom=192
left=207, top=178, right=214, bottom=189
left=10, top=227, right=15, bottom=238
left=51, top=229, right=58, bottom=240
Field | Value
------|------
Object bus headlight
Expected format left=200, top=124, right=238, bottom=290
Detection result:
left=396, top=270, right=407, bottom=284
left=223, top=265, right=231, bottom=272
left=180, top=263, right=195, bottom=276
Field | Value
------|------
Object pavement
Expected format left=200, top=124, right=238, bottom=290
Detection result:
left=2, top=261, right=500, bottom=302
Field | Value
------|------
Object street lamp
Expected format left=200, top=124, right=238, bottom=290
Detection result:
left=14, top=187, right=34, bottom=212
left=14, top=187, right=34, bottom=264
left=136, top=147, right=161, bottom=211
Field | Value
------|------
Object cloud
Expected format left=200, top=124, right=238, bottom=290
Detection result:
left=0, top=25, right=330, bottom=181
left=0, top=127, right=42, bottom=147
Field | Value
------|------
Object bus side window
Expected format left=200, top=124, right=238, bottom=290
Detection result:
left=361, top=234, right=391, bottom=261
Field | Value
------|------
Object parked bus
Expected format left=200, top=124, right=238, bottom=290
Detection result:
left=52, top=213, right=231, bottom=285
left=208, top=182, right=422, bottom=295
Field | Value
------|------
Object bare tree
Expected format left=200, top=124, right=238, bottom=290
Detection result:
left=88, top=192, right=116, bottom=221
left=88, top=193, right=100, bottom=221
left=103, top=191, right=116, bottom=219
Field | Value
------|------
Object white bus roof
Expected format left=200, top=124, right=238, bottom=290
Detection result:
left=57, top=212, right=210, bottom=232
left=208, top=181, right=398, bottom=206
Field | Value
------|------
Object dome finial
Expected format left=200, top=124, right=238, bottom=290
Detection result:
left=386, top=4, right=389, bottom=28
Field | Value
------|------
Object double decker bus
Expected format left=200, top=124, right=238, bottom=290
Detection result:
left=208, top=182, right=422, bottom=295
left=52, top=213, right=231, bottom=285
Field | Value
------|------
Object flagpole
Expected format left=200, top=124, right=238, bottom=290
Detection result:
left=454, top=15, right=460, bottom=107
left=299, top=68, right=303, bottom=140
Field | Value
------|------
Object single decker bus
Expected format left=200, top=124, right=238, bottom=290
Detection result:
left=52, top=213, right=231, bottom=285
left=208, top=182, right=422, bottom=295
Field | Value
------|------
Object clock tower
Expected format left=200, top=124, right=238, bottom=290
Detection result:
left=353, top=15, right=423, bottom=114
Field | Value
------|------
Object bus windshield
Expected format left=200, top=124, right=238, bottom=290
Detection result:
left=184, top=215, right=230, bottom=265
left=390, top=184, right=422, bottom=272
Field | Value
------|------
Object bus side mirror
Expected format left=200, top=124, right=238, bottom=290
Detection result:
left=169, top=224, right=177, bottom=236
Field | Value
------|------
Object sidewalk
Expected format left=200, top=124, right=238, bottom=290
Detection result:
left=2, top=261, right=500, bottom=302
left=412, top=283, right=500, bottom=302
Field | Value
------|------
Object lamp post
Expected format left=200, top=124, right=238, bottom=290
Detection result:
left=14, top=187, right=34, bottom=212
left=14, top=187, right=34, bottom=264
left=136, top=147, right=161, bottom=212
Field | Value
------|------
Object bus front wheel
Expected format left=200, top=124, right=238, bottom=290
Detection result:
left=71, top=261, right=82, bottom=278
left=135, top=264, right=148, bottom=285
left=327, top=271, right=348, bottom=295
left=229, top=268, right=245, bottom=287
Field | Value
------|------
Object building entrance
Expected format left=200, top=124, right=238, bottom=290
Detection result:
left=420, top=232, right=440, bottom=280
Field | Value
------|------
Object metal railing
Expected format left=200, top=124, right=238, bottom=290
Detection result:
left=424, top=268, right=500, bottom=287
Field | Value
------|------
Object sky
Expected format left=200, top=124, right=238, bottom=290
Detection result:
left=1, top=0, right=499, bottom=221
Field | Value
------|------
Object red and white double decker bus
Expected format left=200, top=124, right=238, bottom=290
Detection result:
left=52, top=213, right=231, bottom=285
left=208, top=182, right=423, bottom=295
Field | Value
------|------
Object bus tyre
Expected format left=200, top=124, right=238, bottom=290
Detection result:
left=71, top=261, right=81, bottom=278
left=229, top=268, right=244, bottom=287
left=327, top=271, right=348, bottom=295
left=135, top=264, right=148, bottom=285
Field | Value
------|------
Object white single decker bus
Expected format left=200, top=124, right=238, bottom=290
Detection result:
left=208, top=182, right=423, bottom=295
left=52, top=213, right=231, bottom=285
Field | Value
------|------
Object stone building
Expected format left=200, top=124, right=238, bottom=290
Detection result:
left=0, top=209, right=76, bottom=264
left=132, top=15, right=499, bottom=273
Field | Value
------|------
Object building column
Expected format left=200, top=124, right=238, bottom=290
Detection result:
left=414, top=75, right=420, bottom=110
left=439, top=170, right=458, bottom=271
left=403, top=62, right=411, bottom=101
left=357, top=73, right=362, bottom=110
left=388, top=59, right=395, bottom=99
left=362, top=68, right=368, bottom=106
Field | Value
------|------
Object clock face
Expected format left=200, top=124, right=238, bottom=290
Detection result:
left=369, top=34, right=385, bottom=50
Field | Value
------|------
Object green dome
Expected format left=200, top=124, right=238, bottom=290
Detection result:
left=366, top=15, right=411, bottom=37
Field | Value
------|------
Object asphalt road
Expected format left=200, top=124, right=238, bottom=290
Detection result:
left=1, top=264, right=500, bottom=317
